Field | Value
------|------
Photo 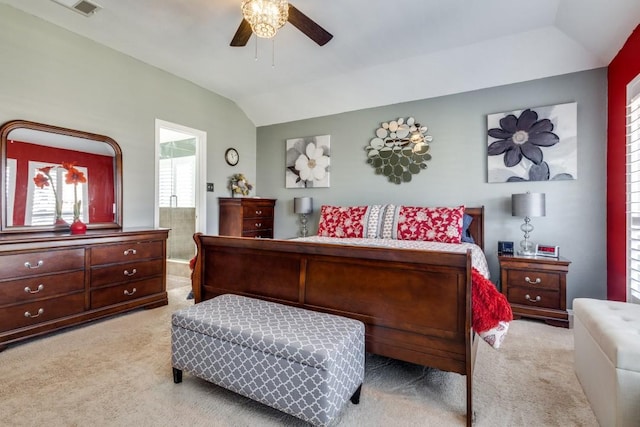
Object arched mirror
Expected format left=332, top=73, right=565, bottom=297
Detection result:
left=0, top=120, right=122, bottom=233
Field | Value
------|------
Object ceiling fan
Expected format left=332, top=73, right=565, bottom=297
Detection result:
left=230, top=1, right=333, bottom=47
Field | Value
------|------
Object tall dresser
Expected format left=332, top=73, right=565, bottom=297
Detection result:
left=218, top=197, right=277, bottom=238
left=0, top=228, right=168, bottom=350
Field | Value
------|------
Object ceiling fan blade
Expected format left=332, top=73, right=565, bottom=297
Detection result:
left=230, top=19, right=253, bottom=47
left=287, top=4, right=333, bottom=46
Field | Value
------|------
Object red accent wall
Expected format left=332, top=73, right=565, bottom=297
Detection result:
left=7, top=140, right=115, bottom=225
left=607, top=24, right=640, bottom=301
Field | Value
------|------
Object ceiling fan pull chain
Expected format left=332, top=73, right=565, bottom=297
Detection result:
left=254, top=35, right=258, bottom=61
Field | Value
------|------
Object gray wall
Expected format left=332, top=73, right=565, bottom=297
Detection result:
left=0, top=4, right=607, bottom=307
left=257, top=68, right=608, bottom=307
left=0, top=5, right=256, bottom=234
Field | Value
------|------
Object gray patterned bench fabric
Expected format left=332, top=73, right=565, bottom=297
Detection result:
left=171, top=294, right=365, bottom=426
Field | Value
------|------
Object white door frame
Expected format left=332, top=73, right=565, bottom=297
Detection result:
left=154, top=119, right=207, bottom=234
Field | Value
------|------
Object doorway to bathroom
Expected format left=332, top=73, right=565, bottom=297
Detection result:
left=155, top=120, right=207, bottom=278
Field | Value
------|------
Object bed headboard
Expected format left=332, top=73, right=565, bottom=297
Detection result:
left=464, top=206, right=484, bottom=250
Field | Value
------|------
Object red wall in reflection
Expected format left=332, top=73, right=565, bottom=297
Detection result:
left=7, top=140, right=115, bottom=225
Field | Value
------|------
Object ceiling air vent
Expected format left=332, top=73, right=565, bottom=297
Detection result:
left=50, top=0, right=102, bottom=17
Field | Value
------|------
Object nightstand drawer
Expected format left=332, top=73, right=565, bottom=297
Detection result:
left=507, top=287, right=560, bottom=310
left=505, top=269, right=560, bottom=291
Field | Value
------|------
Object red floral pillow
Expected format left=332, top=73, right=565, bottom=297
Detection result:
left=317, top=205, right=368, bottom=238
left=396, top=205, right=465, bottom=243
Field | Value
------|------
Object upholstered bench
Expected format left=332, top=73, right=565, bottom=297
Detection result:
left=573, top=298, right=640, bottom=427
left=171, top=294, right=365, bottom=426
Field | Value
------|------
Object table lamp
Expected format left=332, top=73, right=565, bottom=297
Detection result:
left=512, top=192, right=545, bottom=255
left=294, top=197, right=313, bottom=237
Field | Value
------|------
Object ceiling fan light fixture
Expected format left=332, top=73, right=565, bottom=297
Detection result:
left=241, top=0, right=289, bottom=39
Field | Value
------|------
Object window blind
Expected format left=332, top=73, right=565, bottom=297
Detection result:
left=627, top=75, right=640, bottom=303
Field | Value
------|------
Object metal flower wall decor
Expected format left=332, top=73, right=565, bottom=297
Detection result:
left=487, top=102, right=577, bottom=183
left=365, top=117, right=433, bottom=184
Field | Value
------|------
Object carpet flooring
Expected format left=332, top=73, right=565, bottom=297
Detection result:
left=0, top=277, right=597, bottom=426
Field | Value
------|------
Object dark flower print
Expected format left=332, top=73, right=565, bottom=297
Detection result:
left=488, top=108, right=560, bottom=167
left=506, top=161, right=574, bottom=182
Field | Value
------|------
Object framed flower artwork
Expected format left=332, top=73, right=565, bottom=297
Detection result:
left=285, top=135, right=330, bottom=188
left=487, top=102, right=577, bottom=183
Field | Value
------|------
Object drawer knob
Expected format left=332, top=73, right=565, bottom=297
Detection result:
left=525, top=294, right=541, bottom=303
left=124, top=268, right=137, bottom=277
left=124, top=288, right=137, bottom=296
left=123, top=248, right=137, bottom=256
left=255, top=222, right=262, bottom=228
left=24, top=308, right=44, bottom=318
left=525, top=276, right=541, bottom=285
left=24, top=284, right=44, bottom=294
left=24, top=260, right=44, bottom=269
left=255, top=210, right=262, bottom=215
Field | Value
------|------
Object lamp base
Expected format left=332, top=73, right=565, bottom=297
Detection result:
left=298, top=213, right=309, bottom=237
left=517, top=249, right=536, bottom=257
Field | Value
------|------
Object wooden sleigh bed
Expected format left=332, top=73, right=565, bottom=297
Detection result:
left=191, top=207, right=485, bottom=426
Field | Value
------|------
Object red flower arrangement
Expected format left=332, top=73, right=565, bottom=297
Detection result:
left=33, top=162, right=87, bottom=225
left=61, top=162, right=87, bottom=222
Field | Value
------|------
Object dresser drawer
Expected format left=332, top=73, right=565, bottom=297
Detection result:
left=242, top=205, right=273, bottom=219
left=507, top=287, right=560, bottom=310
left=242, top=229, right=273, bottom=238
left=505, top=269, right=560, bottom=291
left=242, top=218, right=273, bottom=232
left=0, top=248, right=84, bottom=281
left=90, top=259, right=164, bottom=288
left=91, top=240, right=163, bottom=266
left=0, top=292, right=85, bottom=333
left=90, top=277, right=164, bottom=309
left=0, top=271, right=85, bottom=306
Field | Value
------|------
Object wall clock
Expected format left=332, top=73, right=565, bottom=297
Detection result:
left=225, top=147, right=239, bottom=166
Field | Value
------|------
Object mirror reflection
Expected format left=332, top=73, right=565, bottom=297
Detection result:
left=1, top=120, right=122, bottom=232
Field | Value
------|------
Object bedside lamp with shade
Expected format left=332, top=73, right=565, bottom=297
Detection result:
left=512, top=192, right=546, bottom=256
left=294, top=197, right=313, bottom=237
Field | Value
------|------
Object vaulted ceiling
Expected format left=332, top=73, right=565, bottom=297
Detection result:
left=2, top=0, right=639, bottom=126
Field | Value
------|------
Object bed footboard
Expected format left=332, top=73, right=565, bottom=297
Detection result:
left=192, top=234, right=477, bottom=426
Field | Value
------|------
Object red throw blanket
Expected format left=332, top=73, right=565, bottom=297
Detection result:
left=472, top=267, right=513, bottom=333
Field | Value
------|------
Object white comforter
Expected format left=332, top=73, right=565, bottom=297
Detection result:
left=293, top=236, right=490, bottom=279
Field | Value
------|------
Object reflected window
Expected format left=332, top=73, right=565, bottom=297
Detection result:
left=25, top=161, right=89, bottom=225
left=6, top=158, right=16, bottom=226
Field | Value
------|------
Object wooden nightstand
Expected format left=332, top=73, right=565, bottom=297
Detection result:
left=498, top=254, right=571, bottom=328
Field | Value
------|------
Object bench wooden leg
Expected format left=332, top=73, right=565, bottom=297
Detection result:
left=350, top=384, right=362, bottom=404
left=173, top=367, right=182, bottom=384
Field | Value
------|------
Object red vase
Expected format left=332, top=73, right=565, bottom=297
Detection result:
left=54, top=217, right=69, bottom=230
left=70, top=219, right=87, bottom=235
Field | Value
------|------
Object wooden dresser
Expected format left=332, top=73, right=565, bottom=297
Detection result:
left=218, top=197, right=277, bottom=238
left=0, top=228, right=168, bottom=350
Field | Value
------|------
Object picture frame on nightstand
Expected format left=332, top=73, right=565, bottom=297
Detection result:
left=498, top=241, right=514, bottom=255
